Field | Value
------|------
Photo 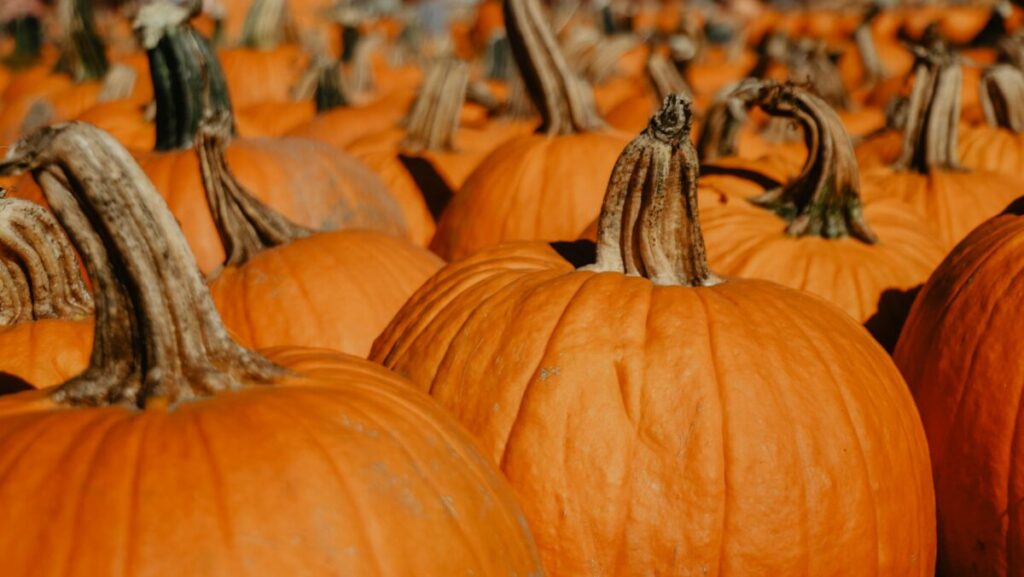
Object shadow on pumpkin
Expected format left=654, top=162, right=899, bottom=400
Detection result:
left=550, top=239, right=597, bottom=268
left=865, top=285, right=923, bottom=353
left=0, top=373, right=33, bottom=396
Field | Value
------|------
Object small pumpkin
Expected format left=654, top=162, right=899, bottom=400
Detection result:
left=0, top=119, right=543, bottom=577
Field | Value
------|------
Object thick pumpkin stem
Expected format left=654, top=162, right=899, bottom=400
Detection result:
left=647, top=52, right=691, bottom=102
left=241, top=0, right=293, bottom=49
left=998, top=32, right=1024, bottom=70
left=981, top=64, right=1024, bottom=132
left=738, top=81, right=876, bottom=243
left=402, top=58, right=468, bottom=153
left=54, top=0, right=108, bottom=82
left=588, top=95, right=718, bottom=287
left=0, top=122, right=285, bottom=408
left=894, top=46, right=962, bottom=173
left=504, top=0, right=604, bottom=135
left=197, top=113, right=311, bottom=269
left=137, top=0, right=234, bottom=151
left=855, top=4, right=884, bottom=85
left=788, top=39, right=850, bottom=110
left=0, top=195, right=93, bottom=327
left=2, top=16, right=43, bottom=69
left=696, top=79, right=760, bottom=162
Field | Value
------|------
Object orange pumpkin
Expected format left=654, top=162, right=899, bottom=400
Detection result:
left=955, top=63, right=1024, bottom=176
left=0, top=119, right=543, bottom=577
left=0, top=197, right=92, bottom=390
left=431, top=0, right=630, bottom=261
left=372, top=96, right=936, bottom=577
left=894, top=200, right=1024, bottom=577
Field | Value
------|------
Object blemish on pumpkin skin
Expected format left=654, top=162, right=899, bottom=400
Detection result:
left=440, top=495, right=458, bottom=518
left=538, top=366, right=560, bottom=381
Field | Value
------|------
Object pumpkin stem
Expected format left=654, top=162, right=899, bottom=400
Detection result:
left=54, top=0, right=109, bottom=82
left=743, top=80, right=877, bottom=243
left=696, top=79, right=760, bottom=162
left=196, top=112, right=311, bottom=269
left=587, top=94, right=718, bottom=287
left=788, top=39, right=849, bottom=110
left=0, top=195, right=93, bottom=327
left=2, top=15, right=43, bottom=69
left=0, top=122, right=285, bottom=408
left=998, top=32, right=1024, bottom=70
left=893, top=45, right=962, bottom=173
left=504, top=0, right=604, bottom=135
left=314, top=60, right=350, bottom=112
left=501, top=66, right=538, bottom=120
left=402, top=58, right=468, bottom=153
left=348, top=34, right=384, bottom=96
left=647, top=51, right=691, bottom=102
left=855, top=4, right=884, bottom=85
left=241, top=0, right=293, bottom=49
left=981, top=64, right=1024, bottom=132
left=136, top=0, right=234, bottom=151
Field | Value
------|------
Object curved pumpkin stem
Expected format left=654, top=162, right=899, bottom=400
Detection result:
left=0, top=195, right=92, bottom=327
left=696, top=79, right=761, bottom=162
left=196, top=112, right=311, bottom=269
left=0, top=122, right=284, bottom=407
left=136, top=0, right=234, bottom=151
left=894, top=45, right=962, bottom=173
left=54, top=0, right=108, bottom=82
left=646, top=52, right=691, bottom=102
left=2, top=15, right=43, bottom=69
left=788, top=39, right=849, bottom=110
left=504, top=0, right=604, bottom=135
left=854, top=4, right=884, bottom=85
left=402, top=58, right=469, bottom=153
left=588, top=94, right=717, bottom=287
left=981, top=64, right=1024, bottom=132
left=741, top=80, right=877, bottom=244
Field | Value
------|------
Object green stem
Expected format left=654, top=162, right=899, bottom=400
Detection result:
left=2, top=16, right=43, bottom=69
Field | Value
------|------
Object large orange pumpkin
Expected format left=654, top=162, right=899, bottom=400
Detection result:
left=430, top=0, right=630, bottom=261
left=0, top=196, right=91, bottom=390
left=372, top=96, right=936, bottom=577
left=0, top=120, right=544, bottom=577
left=894, top=201, right=1024, bottom=577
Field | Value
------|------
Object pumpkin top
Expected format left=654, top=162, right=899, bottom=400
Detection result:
left=54, top=0, right=108, bottom=82
left=646, top=51, right=691, bottom=103
left=504, top=0, right=604, bottom=136
left=401, top=57, right=468, bottom=153
left=196, top=112, right=311, bottom=270
left=587, top=94, right=718, bottom=287
left=0, top=122, right=284, bottom=408
left=980, top=63, right=1024, bottom=132
left=696, top=78, right=760, bottom=162
left=241, top=0, right=293, bottom=50
left=0, top=194, right=93, bottom=326
left=894, top=43, right=962, bottom=174
left=740, top=80, right=877, bottom=244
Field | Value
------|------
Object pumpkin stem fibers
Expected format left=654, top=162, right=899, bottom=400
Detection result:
left=504, top=0, right=604, bottom=136
left=588, top=95, right=718, bottom=287
left=196, top=112, right=311, bottom=269
left=0, top=196, right=92, bottom=327
left=401, top=57, right=469, bottom=153
left=741, top=80, right=878, bottom=243
left=980, top=64, right=1024, bottom=132
left=0, top=122, right=286, bottom=407
left=894, top=44, right=962, bottom=173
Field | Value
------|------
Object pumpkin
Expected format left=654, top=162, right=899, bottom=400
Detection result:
left=188, top=113, right=443, bottom=357
left=696, top=80, right=946, bottom=351
left=14, top=3, right=409, bottom=275
left=955, top=63, right=1024, bottom=176
left=372, top=95, right=936, bottom=577
left=0, top=196, right=91, bottom=391
left=859, top=44, right=1023, bottom=250
left=894, top=200, right=1024, bottom=577
left=0, top=120, right=543, bottom=577
left=430, top=0, right=630, bottom=261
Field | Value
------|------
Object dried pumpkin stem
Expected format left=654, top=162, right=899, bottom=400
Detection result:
left=647, top=52, right=691, bottom=103
left=54, top=0, right=108, bottom=81
left=894, top=46, right=962, bottom=173
left=196, top=113, right=311, bottom=269
left=241, top=0, right=293, bottom=49
left=855, top=4, right=884, bottom=84
left=504, top=0, right=604, bottom=135
left=696, top=79, right=761, bottom=162
left=0, top=196, right=93, bottom=326
left=741, top=80, right=876, bottom=243
left=981, top=64, right=1024, bottom=132
left=588, top=95, right=718, bottom=287
left=402, top=58, right=469, bottom=153
left=137, top=0, right=234, bottom=151
left=788, top=39, right=850, bottom=110
left=0, top=122, right=285, bottom=407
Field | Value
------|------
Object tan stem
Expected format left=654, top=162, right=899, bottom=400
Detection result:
left=504, top=0, right=604, bottom=135
left=981, top=64, right=1024, bottom=132
left=196, top=113, right=311, bottom=269
left=696, top=79, right=760, bottom=162
left=241, top=0, right=293, bottom=49
left=646, top=52, right=691, bottom=102
left=855, top=4, right=884, bottom=84
left=587, top=95, right=717, bottom=287
left=0, top=196, right=93, bottom=326
left=0, top=122, right=285, bottom=407
left=739, top=80, right=877, bottom=243
left=502, top=65, right=538, bottom=120
left=402, top=58, right=469, bottom=153
left=894, top=46, right=962, bottom=172
left=788, top=39, right=850, bottom=110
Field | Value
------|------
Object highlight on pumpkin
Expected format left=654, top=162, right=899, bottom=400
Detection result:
left=2, top=0, right=1024, bottom=575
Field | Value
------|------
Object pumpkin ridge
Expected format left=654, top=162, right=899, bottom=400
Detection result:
left=190, top=413, right=239, bottom=558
